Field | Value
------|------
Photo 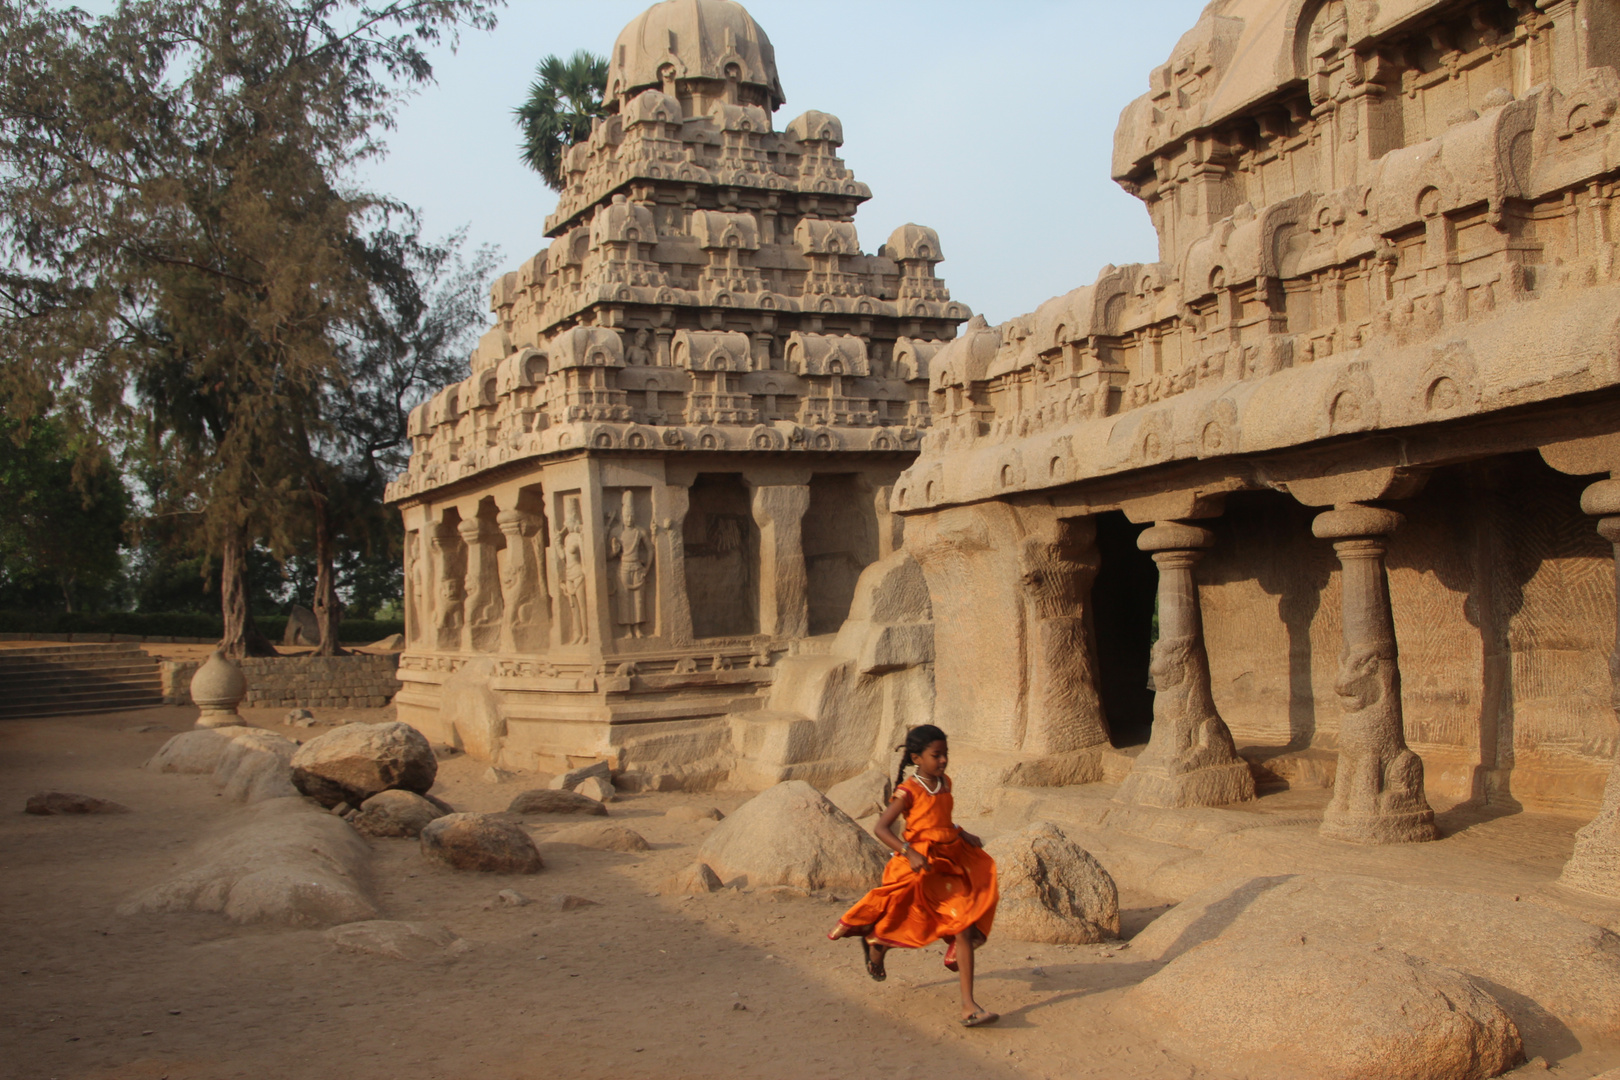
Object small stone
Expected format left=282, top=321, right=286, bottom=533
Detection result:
left=665, top=805, right=725, bottom=823
left=497, top=888, right=532, bottom=907
left=432, top=743, right=462, bottom=760
left=351, top=789, right=446, bottom=838
left=24, top=791, right=130, bottom=816
left=762, top=885, right=808, bottom=902
left=548, top=822, right=650, bottom=852
left=507, top=789, right=609, bottom=816
left=732, top=1002, right=748, bottom=1011
left=1032, top=966, right=1047, bottom=976
left=553, top=894, right=599, bottom=911
left=482, top=766, right=519, bottom=784
left=573, top=775, right=616, bottom=803
left=546, top=761, right=611, bottom=791
left=419, top=813, right=544, bottom=874
left=324, top=920, right=460, bottom=961
left=285, top=709, right=316, bottom=728
left=660, top=862, right=723, bottom=896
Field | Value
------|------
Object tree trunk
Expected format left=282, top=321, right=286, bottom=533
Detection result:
left=309, top=478, right=345, bottom=656
left=220, top=527, right=277, bottom=659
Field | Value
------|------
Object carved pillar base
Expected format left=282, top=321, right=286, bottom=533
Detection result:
left=1116, top=521, right=1255, bottom=809
left=1557, top=485, right=1620, bottom=897
left=1313, top=504, right=1438, bottom=845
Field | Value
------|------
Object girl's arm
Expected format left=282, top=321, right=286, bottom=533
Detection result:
left=874, top=794, right=927, bottom=873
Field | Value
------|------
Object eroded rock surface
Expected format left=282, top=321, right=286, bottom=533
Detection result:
left=660, top=862, right=722, bottom=896
left=698, top=780, right=885, bottom=891
left=985, top=821, right=1118, bottom=944
left=1127, top=934, right=1523, bottom=1080
left=290, top=722, right=436, bottom=808
left=1132, top=873, right=1620, bottom=1036
left=420, top=813, right=543, bottom=873
left=119, top=796, right=375, bottom=926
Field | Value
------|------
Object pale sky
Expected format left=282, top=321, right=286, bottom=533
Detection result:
left=364, top=1, right=1211, bottom=326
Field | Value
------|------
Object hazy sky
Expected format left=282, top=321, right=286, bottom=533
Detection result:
left=363, top=1, right=1210, bottom=326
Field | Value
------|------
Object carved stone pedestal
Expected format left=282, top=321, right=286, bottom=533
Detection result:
left=1313, top=504, right=1437, bottom=844
left=1116, top=521, right=1255, bottom=808
left=1557, top=481, right=1620, bottom=897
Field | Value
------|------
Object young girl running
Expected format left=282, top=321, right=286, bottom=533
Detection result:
left=827, top=724, right=1000, bottom=1027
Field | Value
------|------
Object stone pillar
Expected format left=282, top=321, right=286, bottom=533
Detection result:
left=1116, top=521, right=1255, bottom=808
left=1557, top=478, right=1620, bottom=898
left=751, top=484, right=811, bottom=639
left=430, top=519, right=465, bottom=652
left=459, top=514, right=505, bottom=654
left=1313, top=503, right=1438, bottom=844
left=497, top=509, right=548, bottom=653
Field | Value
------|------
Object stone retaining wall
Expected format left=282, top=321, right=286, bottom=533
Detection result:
left=162, top=654, right=402, bottom=709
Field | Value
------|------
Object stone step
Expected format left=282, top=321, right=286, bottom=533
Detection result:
left=0, top=642, right=149, bottom=660
left=2, top=662, right=162, bottom=682
left=0, top=694, right=164, bottom=719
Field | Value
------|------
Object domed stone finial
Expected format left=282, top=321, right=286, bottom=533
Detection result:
left=608, top=0, right=784, bottom=112
left=191, top=648, right=248, bottom=729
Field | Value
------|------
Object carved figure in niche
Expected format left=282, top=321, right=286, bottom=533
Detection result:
left=609, top=490, right=655, bottom=637
left=1325, top=642, right=1435, bottom=838
left=403, top=531, right=423, bottom=645
left=556, top=499, right=589, bottom=645
left=627, top=329, right=654, bottom=366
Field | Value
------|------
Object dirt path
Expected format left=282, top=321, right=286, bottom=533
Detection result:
left=2, top=707, right=1617, bottom=1080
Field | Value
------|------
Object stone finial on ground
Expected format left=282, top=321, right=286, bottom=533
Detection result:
left=190, top=649, right=247, bottom=729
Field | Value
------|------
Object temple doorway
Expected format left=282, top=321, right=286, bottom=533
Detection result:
left=683, top=474, right=758, bottom=638
left=1091, top=510, right=1156, bottom=747
left=804, top=474, right=878, bottom=635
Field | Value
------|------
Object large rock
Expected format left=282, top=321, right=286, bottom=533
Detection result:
left=324, top=920, right=460, bottom=961
left=1131, top=873, right=1620, bottom=1036
left=25, top=791, right=130, bottom=815
left=351, top=790, right=446, bottom=838
left=984, top=821, right=1118, bottom=943
left=825, top=768, right=891, bottom=821
left=119, top=796, right=375, bottom=926
left=697, top=780, right=886, bottom=891
left=290, top=722, right=436, bottom=808
left=548, top=822, right=649, bottom=852
left=419, top=813, right=543, bottom=873
left=1127, top=934, right=1523, bottom=1080
left=507, top=789, right=608, bottom=816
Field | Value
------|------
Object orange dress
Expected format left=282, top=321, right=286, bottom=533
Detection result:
left=838, top=774, right=998, bottom=954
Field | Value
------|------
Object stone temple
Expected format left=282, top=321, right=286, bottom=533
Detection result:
left=394, top=0, right=1620, bottom=894
left=387, top=0, right=966, bottom=787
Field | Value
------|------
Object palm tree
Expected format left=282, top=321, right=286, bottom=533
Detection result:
left=515, top=50, right=610, bottom=191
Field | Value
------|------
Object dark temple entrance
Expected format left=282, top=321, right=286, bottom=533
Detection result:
left=1090, top=511, right=1157, bottom=747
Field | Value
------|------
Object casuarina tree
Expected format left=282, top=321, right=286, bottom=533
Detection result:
left=0, top=0, right=502, bottom=656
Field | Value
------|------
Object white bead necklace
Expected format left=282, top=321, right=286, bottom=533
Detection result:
left=912, top=771, right=943, bottom=796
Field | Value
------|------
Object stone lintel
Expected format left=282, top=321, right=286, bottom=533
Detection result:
left=1285, top=466, right=1428, bottom=509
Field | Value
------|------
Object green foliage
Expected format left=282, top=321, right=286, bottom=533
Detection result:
left=0, top=416, right=130, bottom=612
left=0, top=610, right=403, bottom=643
left=0, top=0, right=502, bottom=649
left=515, top=50, right=609, bottom=190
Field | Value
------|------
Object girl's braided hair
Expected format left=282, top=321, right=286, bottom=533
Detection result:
left=893, top=724, right=948, bottom=792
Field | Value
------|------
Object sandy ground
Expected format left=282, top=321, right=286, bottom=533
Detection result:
left=3, top=705, right=1619, bottom=1080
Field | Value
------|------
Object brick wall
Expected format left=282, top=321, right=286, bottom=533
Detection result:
left=162, top=654, right=402, bottom=709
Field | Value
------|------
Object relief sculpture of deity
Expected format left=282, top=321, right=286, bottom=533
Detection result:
left=609, top=490, right=655, bottom=637
left=556, top=499, right=589, bottom=645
